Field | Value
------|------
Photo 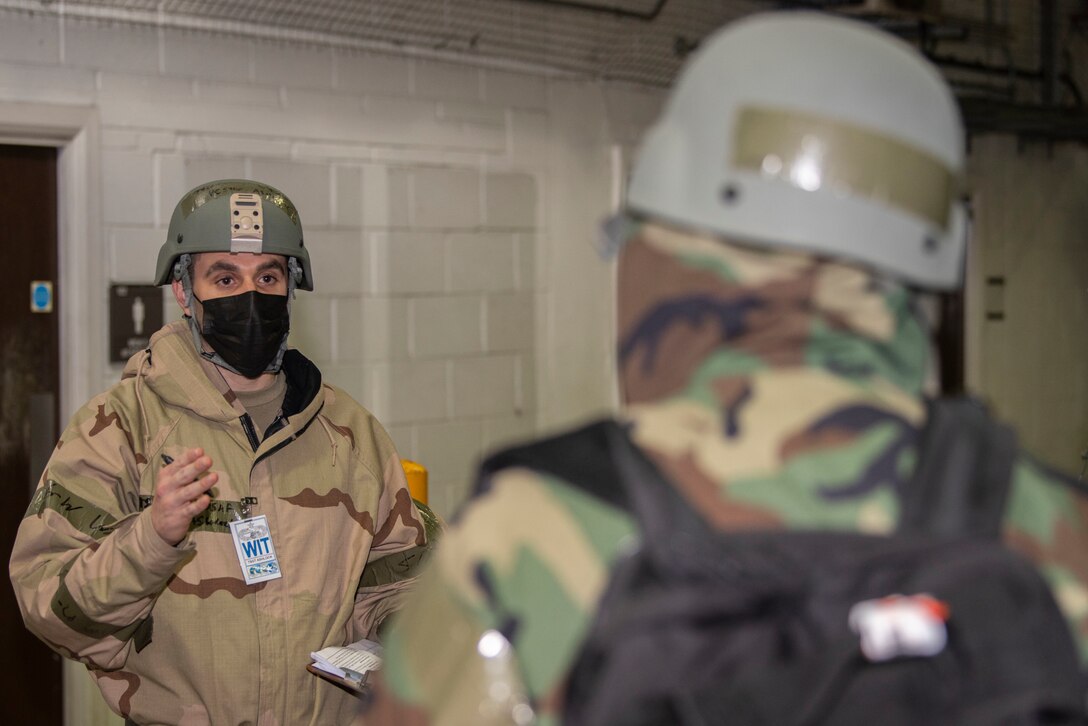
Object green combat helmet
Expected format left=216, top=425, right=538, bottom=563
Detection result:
left=156, top=179, right=314, bottom=376
left=155, top=179, right=313, bottom=290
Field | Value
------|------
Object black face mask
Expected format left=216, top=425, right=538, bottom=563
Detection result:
left=195, top=291, right=290, bottom=378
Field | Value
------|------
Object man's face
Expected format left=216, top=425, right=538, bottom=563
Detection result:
left=172, top=252, right=288, bottom=314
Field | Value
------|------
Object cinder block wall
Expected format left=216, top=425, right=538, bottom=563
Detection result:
left=0, top=9, right=664, bottom=523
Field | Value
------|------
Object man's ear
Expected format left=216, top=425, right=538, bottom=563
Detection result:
left=171, top=279, right=191, bottom=317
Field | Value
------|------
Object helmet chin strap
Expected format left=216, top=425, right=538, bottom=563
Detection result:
left=173, top=253, right=300, bottom=379
left=266, top=257, right=304, bottom=372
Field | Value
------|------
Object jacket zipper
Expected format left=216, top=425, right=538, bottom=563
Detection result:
left=240, top=413, right=261, bottom=452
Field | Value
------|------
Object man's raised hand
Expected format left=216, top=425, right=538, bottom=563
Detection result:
left=151, top=447, right=218, bottom=546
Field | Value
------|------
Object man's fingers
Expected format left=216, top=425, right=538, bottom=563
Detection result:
left=187, top=494, right=212, bottom=515
left=176, top=473, right=218, bottom=502
left=158, top=456, right=213, bottom=494
left=176, top=457, right=212, bottom=482
left=163, top=447, right=205, bottom=472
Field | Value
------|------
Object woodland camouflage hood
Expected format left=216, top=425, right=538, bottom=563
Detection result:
left=617, top=219, right=931, bottom=408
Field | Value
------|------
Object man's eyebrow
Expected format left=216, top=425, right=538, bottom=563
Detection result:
left=200, top=258, right=286, bottom=277
left=201, top=260, right=240, bottom=277
left=256, top=259, right=287, bottom=274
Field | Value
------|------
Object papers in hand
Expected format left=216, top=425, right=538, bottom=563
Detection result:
left=310, top=638, right=383, bottom=687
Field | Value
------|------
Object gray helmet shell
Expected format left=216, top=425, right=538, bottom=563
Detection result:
left=155, top=179, right=313, bottom=290
left=626, top=12, right=967, bottom=290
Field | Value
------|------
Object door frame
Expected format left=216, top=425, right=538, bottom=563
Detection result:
left=0, top=101, right=112, bottom=726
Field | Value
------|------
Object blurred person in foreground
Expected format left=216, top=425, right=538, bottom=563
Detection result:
left=11, top=180, right=428, bottom=725
left=367, top=12, right=1088, bottom=726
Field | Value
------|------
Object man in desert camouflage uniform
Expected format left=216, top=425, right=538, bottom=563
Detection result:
left=10, top=179, right=428, bottom=725
left=369, top=11, right=1088, bottom=726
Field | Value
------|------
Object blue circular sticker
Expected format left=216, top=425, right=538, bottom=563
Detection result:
left=31, top=282, right=52, bottom=312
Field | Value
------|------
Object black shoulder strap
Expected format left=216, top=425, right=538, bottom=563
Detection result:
left=897, top=396, right=1018, bottom=538
left=475, top=418, right=715, bottom=564
left=474, top=419, right=630, bottom=511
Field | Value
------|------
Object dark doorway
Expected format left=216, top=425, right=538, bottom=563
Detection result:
left=0, top=144, right=63, bottom=725
left=937, top=290, right=966, bottom=395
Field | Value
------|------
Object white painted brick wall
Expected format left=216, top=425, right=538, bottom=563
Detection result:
left=101, top=150, right=156, bottom=225
left=413, top=59, right=482, bottom=101
left=183, top=156, right=249, bottom=185
left=410, top=166, right=482, bottom=229
left=368, top=360, right=449, bottom=424
left=303, top=229, right=366, bottom=295
left=253, top=41, right=334, bottom=89
left=0, top=13, right=673, bottom=723
left=360, top=95, right=505, bottom=151
left=248, top=159, right=333, bottom=226
left=451, top=354, right=519, bottom=418
left=282, top=87, right=365, bottom=117
left=448, top=232, right=518, bottom=292
left=506, top=109, right=551, bottom=169
left=338, top=296, right=411, bottom=362
left=483, top=69, right=548, bottom=110
left=481, top=413, right=536, bottom=452
left=109, top=227, right=161, bottom=283
left=0, top=7, right=668, bottom=528
left=287, top=295, right=334, bottom=362
left=195, top=79, right=282, bottom=109
left=184, top=133, right=289, bottom=159
left=161, top=29, right=254, bottom=83
left=320, top=363, right=368, bottom=407
left=0, top=62, right=96, bottom=103
left=414, top=418, right=483, bottom=513
left=64, top=20, right=160, bottom=72
left=437, top=100, right=506, bottom=126
left=368, top=231, right=446, bottom=294
left=333, top=51, right=412, bottom=96
left=517, top=233, right=541, bottom=290
left=294, top=140, right=371, bottom=162
left=157, top=153, right=188, bottom=228
left=97, top=71, right=193, bottom=105
left=485, top=292, right=534, bottom=352
left=334, top=166, right=363, bottom=227
left=384, top=167, right=414, bottom=228
left=484, top=172, right=537, bottom=229
left=412, top=295, right=484, bottom=358
left=0, top=11, right=59, bottom=64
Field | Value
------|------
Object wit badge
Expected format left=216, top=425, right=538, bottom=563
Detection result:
left=229, top=515, right=283, bottom=585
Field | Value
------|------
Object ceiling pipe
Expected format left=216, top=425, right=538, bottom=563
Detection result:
left=512, top=0, right=668, bottom=21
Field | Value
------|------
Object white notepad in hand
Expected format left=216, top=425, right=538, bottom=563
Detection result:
left=310, top=638, right=383, bottom=684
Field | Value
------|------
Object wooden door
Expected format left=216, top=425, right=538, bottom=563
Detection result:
left=0, top=143, right=63, bottom=725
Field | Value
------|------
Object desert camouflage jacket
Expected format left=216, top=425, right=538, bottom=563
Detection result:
left=377, top=221, right=1088, bottom=726
left=10, top=320, right=426, bottom=726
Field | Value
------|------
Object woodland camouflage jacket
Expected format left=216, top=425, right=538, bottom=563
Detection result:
left=378, top=221, right=1088, bottom=726
left=10, top=320, right=427, bottom=726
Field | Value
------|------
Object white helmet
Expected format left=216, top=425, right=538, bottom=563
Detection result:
left=626, top=12, right=967, bottom=289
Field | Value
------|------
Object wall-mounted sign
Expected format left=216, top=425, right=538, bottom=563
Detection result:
left=30, top=281, right=53, bottom=313
left=110, top=284, right=164, bottom=363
